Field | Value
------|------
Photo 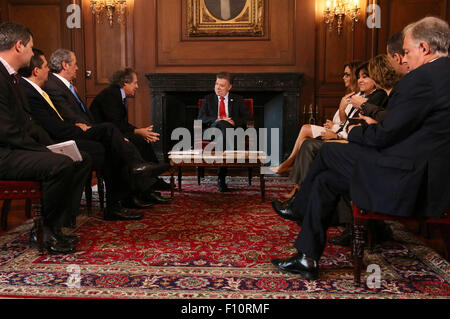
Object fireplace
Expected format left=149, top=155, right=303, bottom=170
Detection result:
left=145, top=73, right=303, bottom=164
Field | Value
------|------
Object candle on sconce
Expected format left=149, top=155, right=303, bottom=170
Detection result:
left=326, top=0, right=331, bottom=9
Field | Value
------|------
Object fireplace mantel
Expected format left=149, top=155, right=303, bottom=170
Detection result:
left=145, top=73, right=303, bottom=162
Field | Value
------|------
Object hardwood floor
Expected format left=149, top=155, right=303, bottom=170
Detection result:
left=1, top=170, right=449, bottom=261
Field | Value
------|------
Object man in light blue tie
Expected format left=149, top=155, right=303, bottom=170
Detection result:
left=69, top=82, right=86, bottom=113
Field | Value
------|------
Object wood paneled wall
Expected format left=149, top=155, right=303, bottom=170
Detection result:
left=0, top=0, right=74, bottom=57
left=2, top=0, right=450, bottom=128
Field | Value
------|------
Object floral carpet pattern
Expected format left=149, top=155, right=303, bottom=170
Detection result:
left=0, top=176, right=449, bottom=299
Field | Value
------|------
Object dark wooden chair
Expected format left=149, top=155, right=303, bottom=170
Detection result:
left=84, top=169, right=105, bottom=212
left=0, top=181, right=44, bottom=254
left=352, top=203, right=450, bottom=285
left=197, top=98, right=255, bottom=185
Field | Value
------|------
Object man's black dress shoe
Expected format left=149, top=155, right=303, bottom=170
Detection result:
left=122, top=196, right=154, bottom=209
left=44, top=240, right=76, bottom=255
left=144, top=192, right=172, bottom=204
left=271, top=253, right=319, bottom=280
left=53, top=228, right=79, bottom=245
left=30, top=227, right=79, bottom=246
left=42, top=229, right=76, bottom=255
left=271, top=200, right=300, bottom=222
left=104, top=204, right=144, bottom=221
left=154, top=178, right=171, bottom=190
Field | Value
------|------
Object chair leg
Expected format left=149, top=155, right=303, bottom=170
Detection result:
left=85, top=172, right=93, bottom=209
left=1, top=199, right=12, bottom=231
left=197, top=167, right=201, bottom=185
left=33, top=201, right=44, bottom=255
left=97, top=175, right=105, bottom=211
left=178, top=167, right=182, bottom=191
left=25, top=199, right=32, bottom=218
left=248, top=167, right=252, bottom=186
left=353, top=218, right=368, bottom=285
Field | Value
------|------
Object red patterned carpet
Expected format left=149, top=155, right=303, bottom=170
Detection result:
left=0, top=176, right=449, bottom=299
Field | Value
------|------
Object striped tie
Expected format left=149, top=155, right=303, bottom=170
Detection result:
left=41, top=90, right=64, bottom=121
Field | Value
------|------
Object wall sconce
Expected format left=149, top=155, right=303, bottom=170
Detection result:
left=324, top=0, right=360, bottom=35
left=90, top=0, right=127, bottom=26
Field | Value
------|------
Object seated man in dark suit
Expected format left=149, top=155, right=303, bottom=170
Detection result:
left=270, top=17, right=450, bottom=280
left=0, top=22, right=92, bottom=254
left=197, top=72, right=250, bottom=192
left=89, top=67, right=171, bottom=193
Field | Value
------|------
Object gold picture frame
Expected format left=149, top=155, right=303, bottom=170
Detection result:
left=187, top=0, right=264, bottom=37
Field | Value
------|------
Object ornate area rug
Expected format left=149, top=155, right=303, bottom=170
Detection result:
left=0, top=176, right=449, bottom=299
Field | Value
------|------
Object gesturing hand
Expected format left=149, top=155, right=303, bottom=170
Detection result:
left=136, top=126, right=160, bottom=143
left=320, top=129, right=338, bottom=140
left=323, top=120, right=334, bottom=129
left=350, top=95, right=368, bottom=109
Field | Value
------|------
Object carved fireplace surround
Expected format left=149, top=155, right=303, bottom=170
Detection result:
left=145, top=73, right=303, bottom=163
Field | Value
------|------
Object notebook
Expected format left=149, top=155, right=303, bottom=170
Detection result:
left=47, top=140, right=83, bottom=162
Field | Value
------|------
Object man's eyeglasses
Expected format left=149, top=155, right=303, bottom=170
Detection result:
left=342, top=72, right=351, bottom=78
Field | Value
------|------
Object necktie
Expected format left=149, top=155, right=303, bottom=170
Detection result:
left=69, top=83, right=87, bottom=112
left=11, top=73, right=19, bottom=85
left=41, top=90, right=64, bottom=121
left=218, top=96, right=226, bottom=119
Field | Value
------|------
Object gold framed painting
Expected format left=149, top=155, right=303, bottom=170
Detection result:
left=187, top=0, right=265, bottom=37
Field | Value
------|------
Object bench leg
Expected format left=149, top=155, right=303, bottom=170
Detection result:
left=1, top=199, right=12, bottom=231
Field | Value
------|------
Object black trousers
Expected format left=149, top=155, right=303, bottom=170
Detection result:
left=75, top=139, right=128, bottom=206
left=123, top=132, right=159, bottom=163
left=0, top=149, right=92, bottom=228
left=80, top=123, right=143, bottom=166
left=211, top=120, right=236, bottom=183
left=290, top=138, right=353, bottom=225
left=75, top=123, right=157, bottom=205
left=291, top=142, right=363, bottom=260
